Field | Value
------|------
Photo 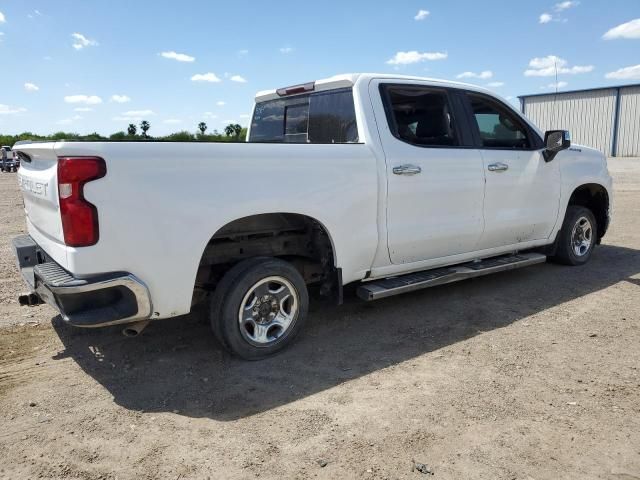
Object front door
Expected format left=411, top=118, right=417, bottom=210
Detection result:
left=372, top=82, right=486, bottom=264
left=465, top=92, right=561, bottom=249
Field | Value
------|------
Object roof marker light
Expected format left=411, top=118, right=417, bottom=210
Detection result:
left=276, top=81, right=315, bottom=97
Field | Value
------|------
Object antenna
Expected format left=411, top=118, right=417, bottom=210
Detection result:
left=552, top=57, right=559, bottom=128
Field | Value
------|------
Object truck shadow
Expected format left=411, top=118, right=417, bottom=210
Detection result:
left=51, top=244, right=640, bottom=421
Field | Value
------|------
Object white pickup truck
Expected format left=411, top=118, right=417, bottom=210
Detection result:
left=13, top=73, right=612, bottom=359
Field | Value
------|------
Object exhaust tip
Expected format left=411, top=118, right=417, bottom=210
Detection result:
left=19, top=293, right=42, bottom=306
left=122, top=320, right=150, bottom=338
left=122, top=327, right=139, bottom=337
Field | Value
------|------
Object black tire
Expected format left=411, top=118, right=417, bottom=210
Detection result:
left=550, top=205, right=598, bottom=266
left=209, top=257, right=309, bottom=360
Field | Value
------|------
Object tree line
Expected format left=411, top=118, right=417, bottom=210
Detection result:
left=0, top=121, right=247, bottom=146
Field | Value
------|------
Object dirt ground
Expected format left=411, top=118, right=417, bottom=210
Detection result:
left=1, top=159, right=639, bottom=480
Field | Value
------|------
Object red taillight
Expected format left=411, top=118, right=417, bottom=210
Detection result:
left=57, top=156, right=106, bottom=247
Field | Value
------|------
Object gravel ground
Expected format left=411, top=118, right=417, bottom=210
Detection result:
left=0, top=159, right=639, bottom=480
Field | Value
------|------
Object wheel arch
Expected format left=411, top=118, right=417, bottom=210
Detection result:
left=567, top=183, right=610, bottom=240
left=190, top=212, right=341, bottom=308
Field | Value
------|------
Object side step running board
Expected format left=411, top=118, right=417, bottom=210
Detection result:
left=357, top=253, right=546, bottom=301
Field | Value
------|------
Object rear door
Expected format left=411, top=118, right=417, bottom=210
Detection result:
left=463, top=92, right=561, bottom=249
left=371, top=81, right=485, bottom=264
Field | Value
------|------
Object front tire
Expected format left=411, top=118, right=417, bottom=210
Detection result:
left=210, top=257, right=309, bottom=360
left=550, top=205, right=597, bottom=266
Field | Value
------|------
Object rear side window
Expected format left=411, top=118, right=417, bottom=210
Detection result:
left=468, top=93, right=531, bottom=149
left=249, top=88, right=358, bottom=143
left=381, top=86, right=459, bottom=147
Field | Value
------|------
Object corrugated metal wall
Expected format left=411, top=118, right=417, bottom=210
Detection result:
left=521, top=85, right=640, bottom=157
left=616, top=86, right=640, bottom=157
left=523, top=89, right=617, bottom=155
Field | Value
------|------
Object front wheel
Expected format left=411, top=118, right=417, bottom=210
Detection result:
left=550, top=205, right=598, bottom=266
left=210, top=257, right=309, bottom=360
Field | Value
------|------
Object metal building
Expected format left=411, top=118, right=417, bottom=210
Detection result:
left=519, top=84, right=640, bottom=157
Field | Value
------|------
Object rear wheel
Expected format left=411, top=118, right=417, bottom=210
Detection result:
left=210, top=257, right=309, bottom=360
left=550, top=205, right=597, bottom=266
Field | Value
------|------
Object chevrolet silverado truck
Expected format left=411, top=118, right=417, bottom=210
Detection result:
left=12, top=73, right=612, bottom=359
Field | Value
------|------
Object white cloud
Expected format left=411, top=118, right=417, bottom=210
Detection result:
left=486, top=81, right=505, bottom=87
left=0, top=104, right=27, bottom=115
left=24, top=82, right=39, bottom=92
left=57, top=115, right=83, bottom=125
left=113, top=110, right=155, bottom=122
left=122, top=110, right=154, bottom=117
left=457, top=70, right=493, bottom=79
left=71, top=33, right=98, bottom=50
left=524, top=55, right=594, bottom=76
left=414, top=10, right=430, bottom=21
left=191, top=72, right=222, bottom=83
left=238, top=49, right=249, bottom=57
left=64, top=94, right=103, bottom=105
left=540, top=3, right=578, bottom=24
left=605, top=64, right=640, bottom=80
left=539, top=13, right=553, bottom=24
left=163, top=118, right=182, bottom=124
left=0, top=11, right=5, bottom=23
left=279, top=47, right=294, bottom=54
left=203, top=112, right=218, bottom=119
left=74, top=107, right=93, bottom=112
left=239, top=114, right=251, bottom=119
left=230, top=75, right=247, bottom=83
left=110, top=94, right=131, bottom=103
left=545, top=81, right=569, bottom=89
left=554, top=1, right=579, bottom=11
left=160, top=51, right=195, bottom=62
left=386, top=50, right=447, bottom=65
left=603, top=18, right=640, bottom=40
left=216, top=101, right=225, bottom=106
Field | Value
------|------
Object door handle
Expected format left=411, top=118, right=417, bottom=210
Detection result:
left=488, top=162, right=509, bottom=172
left=393, top=164, right=422, bottom=175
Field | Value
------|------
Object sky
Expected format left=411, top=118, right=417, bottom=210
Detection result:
left=0, top=0, right=639, bottom=136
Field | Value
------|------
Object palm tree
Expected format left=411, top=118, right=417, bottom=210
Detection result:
left=140, top=120, right=150, bottom=138
left=127, top=124, right=137, bottom=136
left=224, top=123, right=243, bottom=139
left=198, top=122, right=207, bottom=135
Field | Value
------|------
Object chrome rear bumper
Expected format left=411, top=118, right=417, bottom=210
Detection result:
left=13, top=234, right=152, bottom=327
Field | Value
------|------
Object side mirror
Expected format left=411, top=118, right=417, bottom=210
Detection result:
left=543, top=130, right=571, bottom=162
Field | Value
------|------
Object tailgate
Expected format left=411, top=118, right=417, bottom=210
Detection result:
left=15, top=142, right=65, bottom=245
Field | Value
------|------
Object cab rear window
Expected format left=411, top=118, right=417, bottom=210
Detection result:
left=249, top=88, right=359, bottom=144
